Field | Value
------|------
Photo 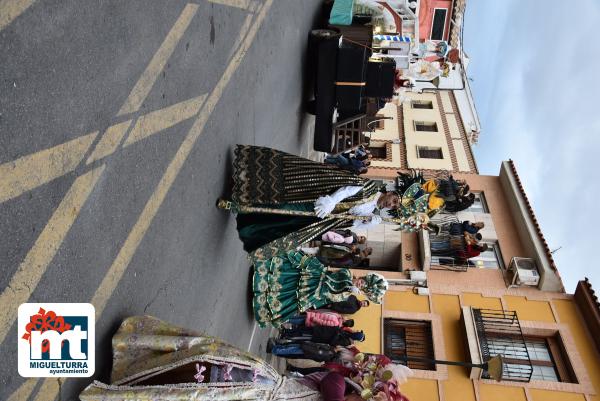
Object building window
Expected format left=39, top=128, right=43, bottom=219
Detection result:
left=430, top=242, right=503, bottom=270
left=486, top=335, right=576, bottom=383
left=414, top=121, right=438, bottom=132
left=469, top=242, right=504, bottom=269
left=464, top=192, right=489, bottom=213
left=411, top=100, right=433, bottom=109
left=430, top=9, right=447, bottom=40
left=417, top=146, right=443, bottom=159
left=384, top=319, right=435, bottom=370
left=373, top=114, right=385, bottom=130
left=471, top=309, right=532, bottom=382
left=370, top=146, right=387, bottom=159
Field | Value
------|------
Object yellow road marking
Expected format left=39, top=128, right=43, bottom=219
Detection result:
left=123, top=94, right=206, bottom=147
left=10, top=1, right=273, bottom=399
left=117, top=3, right=199, bottom=116
left=0, top=4, right=199, bottom=401
left=0, top=3, right=199, bottom=200
left=86, top=120, right=133, bottom=164
left=0, top=131, right=98, bottom=204
left=32, top=379, right=60, bottom=401
left=91, top=0, right=272, bottom=317
left=226, top=3, right=255, bottom=61
left=1, top=93, right=205, bottom=198
left=0, top=0, right=36, bottom=31
left=248, top=0, right=259, bottom=13
left=207, top=0, right=255, bottom=10
left=0, top=165, right=105, bottom=345
left=6, top=378, right=37, bottom=401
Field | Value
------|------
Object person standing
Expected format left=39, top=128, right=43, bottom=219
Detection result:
left=267, top=341, right=338, bottom=361
left=448, top=221, right=484, bottom=236
left=325, top=295, right=370, bottom=315
left=324, top=153, right=365, bottom=172
left=457, top=243, right=488, bottom=261
left=287, top=310, right=353, bottom=328
left=321, top=229, right=366, bottom=246
left=218, top=145, right=433, bottom=262
left=326, top=247, right=372, bottom=268
left=279, top=326, right=365, bottom=347
left=318, top=243, right=358, bottom=263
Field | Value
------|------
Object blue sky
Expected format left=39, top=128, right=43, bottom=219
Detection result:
left=463, top=0, right=600, bottom=292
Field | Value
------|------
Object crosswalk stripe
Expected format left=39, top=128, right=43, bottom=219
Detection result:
left=123, top=94, right=207, bottom=147
left=117, top=3, right=199, bottom=116
left=0, top=0, right=36, bottom=31
left=0, top=132, right=98, bottom=204
left=0, top=165, right=105, bottom=345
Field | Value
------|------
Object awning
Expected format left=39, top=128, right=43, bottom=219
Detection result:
left=373, top=34, right=411, bottom=42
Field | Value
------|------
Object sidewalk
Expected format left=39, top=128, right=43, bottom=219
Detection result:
left=247, top=325, right=287, bottom=373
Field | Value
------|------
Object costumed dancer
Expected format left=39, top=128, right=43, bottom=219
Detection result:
left=79, top=316, right=411, bottom=401
left=395, top=170, right=475, bottom=215
left=252, top=250, right=388, bottom=327
left=218, top=145, right=435, bottom=261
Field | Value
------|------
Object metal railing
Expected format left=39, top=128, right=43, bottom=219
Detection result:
left=429, top=211, right=460, bottom=225
left=428, top=214, right=467, bottom=271
left=384, top=319, right=435, bottom=370
left=472, top=309, right=533, bottom=382
left=429, top=256, right=469, bottom=272
left=427, top=213, right=474, bottom=272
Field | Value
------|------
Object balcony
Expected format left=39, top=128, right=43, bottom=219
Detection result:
left=419, top=215, right=470, bottom=272
left=463, top=307, right=533, bottom=382
left=429, top=255, right=469, bottom=272
left=419, top=213, right=504, bottom=272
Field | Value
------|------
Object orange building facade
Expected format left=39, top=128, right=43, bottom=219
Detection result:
left=353, top=161, right=600, bottom=401
left=418, top=0, right=454, bottom=42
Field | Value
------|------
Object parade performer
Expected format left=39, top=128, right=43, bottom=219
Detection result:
left=395, top=170, right=476, bottom=214
left=218, top=145, right=435, bottom=261
left=253, top=250, right=388, bottom=327
left=79, top=316, right=410, bottom=401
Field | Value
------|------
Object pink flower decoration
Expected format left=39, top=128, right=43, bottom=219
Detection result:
left=194, top=364, right=206, bottom=383
left=223, top=364, right=233, bottom=381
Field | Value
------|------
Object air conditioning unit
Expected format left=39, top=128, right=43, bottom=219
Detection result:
left=509, top=257, right=540, bottom=287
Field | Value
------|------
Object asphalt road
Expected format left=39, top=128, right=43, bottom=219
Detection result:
left=0, top=1, right=323, bottom=399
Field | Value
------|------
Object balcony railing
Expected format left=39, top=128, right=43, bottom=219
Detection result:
left=429, top=256, right=469, bottom=272
left=472, top=309, right=533, bottom=382
left=428, top=213, right=470, bottom=272
left=426, top=211, right=502, bottom=272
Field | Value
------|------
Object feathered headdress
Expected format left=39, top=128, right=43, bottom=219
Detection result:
left=360, top=273, right=389, bottom=304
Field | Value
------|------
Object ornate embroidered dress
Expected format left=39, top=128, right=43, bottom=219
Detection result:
left=232, top=145, right=377, bottom=205
left=231, top=145, right=380, bottom=261
left=253, top=251, right=388, bottom=328
left=79, top=316, right=322, bottom=401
